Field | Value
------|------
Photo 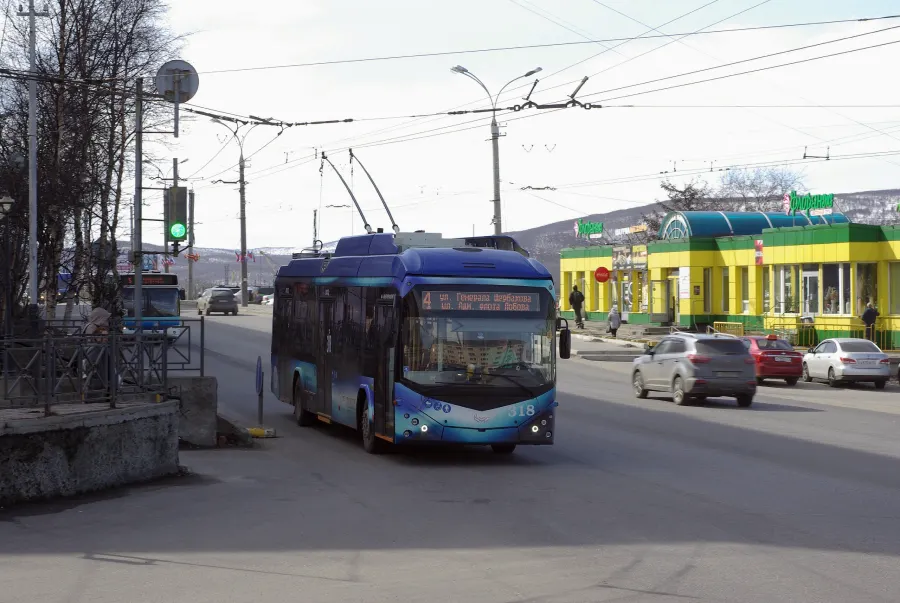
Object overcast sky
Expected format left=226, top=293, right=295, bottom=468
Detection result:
left=145, top=0, right=900, bottom=250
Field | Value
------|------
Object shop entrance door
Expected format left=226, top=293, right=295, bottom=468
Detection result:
left=802, top=269, right=819, bottom=316
left=649, top=280, right=671, bottom=323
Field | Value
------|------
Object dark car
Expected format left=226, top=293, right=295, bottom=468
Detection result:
left=197, top=288, right=239, bottom=316
left=740, top=334, right=803, bottom=386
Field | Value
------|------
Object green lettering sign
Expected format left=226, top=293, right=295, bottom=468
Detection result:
left=786, top=191, right=834, bottom=217
left=574, top=218, right=604, bottom=238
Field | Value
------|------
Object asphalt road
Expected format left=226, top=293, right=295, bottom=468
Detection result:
left=2, top=313, right=900, bottom=603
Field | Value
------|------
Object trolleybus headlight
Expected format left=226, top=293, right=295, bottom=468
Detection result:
left=403, top=430, right=412, bottom=438
left=421, top=425, right=428, bottom=433
left=546, top=432, right=552, bottom=438
left=404, top=413, right=410, bottom=419
left=531, top=425, right=540, bottom=433
left=411, top=418, right=419, bottom=426
left=541, top=420, right=547, bottom=426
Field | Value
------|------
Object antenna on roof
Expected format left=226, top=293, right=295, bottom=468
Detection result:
left=321, top=152, right=373, bottom=234
left=350, top=149, right=399, bottom=234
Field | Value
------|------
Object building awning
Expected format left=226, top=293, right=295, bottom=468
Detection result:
left=659, top=210, right=850, bottom=240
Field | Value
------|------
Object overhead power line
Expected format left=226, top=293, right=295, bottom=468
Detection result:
left=193, top=14, right=900, bottom=75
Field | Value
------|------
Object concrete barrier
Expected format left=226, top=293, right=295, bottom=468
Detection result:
left=0, top=400, right=179, bottom=507
left=168, top=376, right=217, bottom=447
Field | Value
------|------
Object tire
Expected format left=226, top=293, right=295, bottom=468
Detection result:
left=802, top=363, right=812, bottom=382
left=292, top=377, right=314, bottom=427
left=234, top=310, right=239, bottom=316
left=672, top=376, right=690, bottom=406
left=785, top=377, right=798, bottom=386
left=197, top=308, right=202, bottom=315
left=874, top=380, right=886, bottom=390
left=632, top=371, right=649, bottom=399
left=359, top=397, right=384, bottom=454
left=491, top=444, right=516, bottom=454
left=736, top=394, right=753, bottom=408
left=828, top=367, right=840, bottom=388
left=205, top=308, right=210, bottom=316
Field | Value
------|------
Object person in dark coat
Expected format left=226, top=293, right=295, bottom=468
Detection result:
left=861, top=302, right=878, bottom=342
left=569, top=286, right=585, bottom=328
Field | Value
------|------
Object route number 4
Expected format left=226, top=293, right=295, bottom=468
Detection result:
left=508, top=404, right=536, bottom=417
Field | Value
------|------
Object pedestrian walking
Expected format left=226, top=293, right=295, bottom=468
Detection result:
left=569, top=286, right=585, bottom=328
left=607, top=305, right=621, bottom=338
left=862, top=302, right=879, bottom=343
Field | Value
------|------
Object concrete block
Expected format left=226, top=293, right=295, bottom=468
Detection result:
left=0, top=401, right=179, bottom=507
left=167, top=376, right=218, bottom=447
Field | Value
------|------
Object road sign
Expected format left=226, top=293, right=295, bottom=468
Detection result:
left=594, top=266, right=610, bottom=283
left=255, top=356, right=263, bottom=396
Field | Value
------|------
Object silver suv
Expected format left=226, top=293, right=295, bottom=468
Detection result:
left=632, top=333, right=757, bottom=407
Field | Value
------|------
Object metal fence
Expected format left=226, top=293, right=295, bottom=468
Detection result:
left=1, top=317, right=205, bottom=415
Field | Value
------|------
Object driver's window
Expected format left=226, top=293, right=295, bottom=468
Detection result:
left=653, top=340, right=672, bottom=355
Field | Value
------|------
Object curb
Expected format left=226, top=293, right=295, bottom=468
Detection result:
left=575, top=351, right=640, bottom=362
left=215, top=412, right=256, bottom=445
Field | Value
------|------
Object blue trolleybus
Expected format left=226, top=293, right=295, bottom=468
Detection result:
left=120, top=273, right=185, bottom=339
left=271, top=231, right=572, bottom=454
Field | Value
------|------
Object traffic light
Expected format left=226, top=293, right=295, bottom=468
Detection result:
left=165, top=186, right=188, bottom=243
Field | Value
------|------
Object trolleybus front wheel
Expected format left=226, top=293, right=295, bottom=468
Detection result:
left=293, top=377, right=314, bottom=427
left=358, top=396, right=385, bottom=455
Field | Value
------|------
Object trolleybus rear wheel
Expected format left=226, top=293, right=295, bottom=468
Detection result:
left=293, top=377, right=314, bottom=427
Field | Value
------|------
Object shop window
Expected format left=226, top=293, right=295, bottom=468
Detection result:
left=821, top=263, right=853, bottom=315
left=775, top=265, right=798, bottom=313
left=890, top=263, right=900, bottom=315
left=740, top=267, right=749, bottom=313
left=590, top=275, right=600, bottom=312
left=721, top=267, right=729, bottom=313
left=762, top=267, right=770, bottom=313
left=856, top=263, right=877, bottom=316
left=800, top=264, right=818, bottom=315
left=702, top=268, right=711, bottom=314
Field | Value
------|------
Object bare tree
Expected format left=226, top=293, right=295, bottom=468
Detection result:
left=717, top=167, right=805, bottom=212
left=638, top=178, right=716, bottom=241
left=0, top=0, right=180, bottom=324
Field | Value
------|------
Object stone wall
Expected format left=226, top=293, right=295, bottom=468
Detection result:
left=168, top=376, right=218, bottom=447
left=0, top=401, right=179, bottom=507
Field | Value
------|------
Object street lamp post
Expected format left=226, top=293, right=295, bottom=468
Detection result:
left=0, top=196, right=15, bottom=338
left=211, top=119, right=261, bottom=307
left=451, top=65, right=541, bottom=235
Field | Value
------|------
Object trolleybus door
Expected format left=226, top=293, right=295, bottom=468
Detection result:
left=373, top=299, right=396, bottom=437
left=317, top=298, right=334, bottom=417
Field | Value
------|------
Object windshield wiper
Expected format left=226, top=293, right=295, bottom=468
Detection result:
left=484, top=372, right=537, bottom=397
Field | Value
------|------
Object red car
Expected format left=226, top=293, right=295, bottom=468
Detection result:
left=740, top=334, right=803, bottom=385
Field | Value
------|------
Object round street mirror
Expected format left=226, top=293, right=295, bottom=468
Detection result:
left=155, top=59, right=199, bottom=103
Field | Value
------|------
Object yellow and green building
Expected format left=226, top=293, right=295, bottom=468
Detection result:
left=559, top=210, right=900, bottom=350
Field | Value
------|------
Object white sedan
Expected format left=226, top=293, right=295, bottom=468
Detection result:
left=801, top=338, right=891, bottom=389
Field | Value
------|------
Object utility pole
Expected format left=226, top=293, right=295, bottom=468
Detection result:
left=133, top=78, right=144, bottom=330
left=490, top=117, right=501, bottom=235
left=19, top=1, right=49, bottom=311
left=188, top=189, right=194, bottom=299
left=239, top=154, right=247, bottom=307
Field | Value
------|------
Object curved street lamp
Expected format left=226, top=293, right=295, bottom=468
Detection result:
left=451, top=65, right=541, bottom=235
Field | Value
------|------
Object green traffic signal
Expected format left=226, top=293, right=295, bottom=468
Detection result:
left=170, top=222, right=186, bottom=239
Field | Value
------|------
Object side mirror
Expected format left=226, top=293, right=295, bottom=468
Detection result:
left=644, top=344, right=654, bottom=356
left=559, top=328, right=571, bottom=359
left=807, top=347, right=814, bottom=354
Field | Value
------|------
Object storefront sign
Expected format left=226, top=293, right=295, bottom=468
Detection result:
left=783, top=191, right=834, bottom=217
left=574, top=218, right=604, bottom=239
left=754, top=240, right=764, bottom=266
left=632, top=245, right=648, bottom=270
left=612, top=224, right=648, bottom=237
left=678, top=267, right=691, bottom=300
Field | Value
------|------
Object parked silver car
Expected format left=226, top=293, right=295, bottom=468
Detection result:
left=632, top=333, right=757, bottom=407
left=801, top=338, right=890, bottom=389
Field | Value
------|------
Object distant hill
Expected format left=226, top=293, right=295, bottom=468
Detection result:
left=507, top=189, right=900, bottom=279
